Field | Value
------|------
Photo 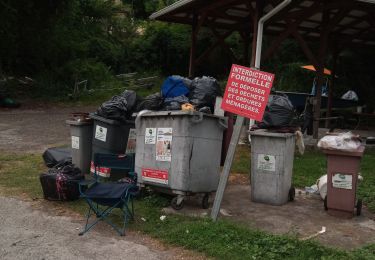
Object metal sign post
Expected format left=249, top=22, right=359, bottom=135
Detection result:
left=210, top=0, right=292, bottom=221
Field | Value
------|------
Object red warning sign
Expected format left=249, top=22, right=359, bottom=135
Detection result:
left=142, top=168, right=168, bottom=185
left=221, top=64, right=275, bottom=121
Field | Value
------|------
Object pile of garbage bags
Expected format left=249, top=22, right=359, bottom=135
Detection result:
left=96, top=75, right=222, bottom=121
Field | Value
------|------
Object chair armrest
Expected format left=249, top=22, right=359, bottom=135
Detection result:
left=79, top=179, right=96, bottom=194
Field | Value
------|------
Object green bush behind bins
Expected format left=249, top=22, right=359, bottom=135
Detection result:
left=1, top=0, right=374, bottom=107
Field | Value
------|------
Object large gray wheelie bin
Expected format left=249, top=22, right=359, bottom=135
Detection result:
left=66, top=117, right=93, bottom=175
left=249, top=130, right=296, bottom=205
left=89, top=113, right=135, bottom=178
left=135, top=111, right=227, bottom=210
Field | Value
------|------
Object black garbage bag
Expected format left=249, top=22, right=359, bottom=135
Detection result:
left=40, top=162, right=84, bottom=201
left=172, top=75, right=193, bottom=89
left=163, top=95, right=189, bottom=111
left=189, top=76, right=221, bottom=109
left=136, top=92, right=164, bottom=111
left=97, top=90, right=138, bottom=121
left=43, top=147, right=72, bottom=168
left=262, top=94, right=294, bottom=127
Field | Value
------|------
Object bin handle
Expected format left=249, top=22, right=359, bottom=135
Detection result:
left=191, top=112, right=204, bottom=124
left=135, top=110, right=152, bottom=126
left=218, top=118, right=228, bottom=129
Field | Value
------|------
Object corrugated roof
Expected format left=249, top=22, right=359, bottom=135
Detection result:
left=150, top=0, right=375, bottom=46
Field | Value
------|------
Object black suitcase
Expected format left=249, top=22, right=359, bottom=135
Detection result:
left=40, top=164, right=84, bottom=201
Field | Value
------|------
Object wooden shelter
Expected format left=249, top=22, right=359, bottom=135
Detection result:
left=150, top=0, right=375, bottom=138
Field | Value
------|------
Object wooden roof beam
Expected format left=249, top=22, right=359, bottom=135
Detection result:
left=209, top=24, right=239, bottom=63
left=262, top=1, right=322, bottom=61
left=200, top=0, right=244, bottom=13
left=303, top=7, right=351, bottom=37
left=195, top=29, right=235, bottom=66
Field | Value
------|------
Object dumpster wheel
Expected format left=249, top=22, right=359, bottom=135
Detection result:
left=288, top=187, right=295, bottom=202
left=202, top=194, right=209, bottom=209
left=171, top=196, right=184, bottom=210
left=356, top=199, right=362, bottom=216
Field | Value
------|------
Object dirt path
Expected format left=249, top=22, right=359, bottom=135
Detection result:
left=0, top=105, right=94, bottom=153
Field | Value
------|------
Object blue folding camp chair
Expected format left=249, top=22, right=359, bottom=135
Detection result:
left=79, top=153, right=138, bottom=236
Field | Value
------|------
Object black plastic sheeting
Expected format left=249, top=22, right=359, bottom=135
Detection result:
left=136, top=92, right=164, bottom=111
left=42, top=147, right=72, bottom=168
left=163, top=95, right=189, bottom=111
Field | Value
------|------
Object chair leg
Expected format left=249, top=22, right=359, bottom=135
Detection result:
left=131, top=197, right=135, bottom=220
left=79, top=204, right=94, bottom=236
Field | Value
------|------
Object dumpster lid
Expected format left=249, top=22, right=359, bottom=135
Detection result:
left=133, top=110, right=226, bottom=119
left=249, top=129, right=295, bottom=138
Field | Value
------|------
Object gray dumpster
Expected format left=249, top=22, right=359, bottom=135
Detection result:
left=66, top=117, right=93, bottom=175
left=135, top=111, right=227, bottom=210
left=250, top=130, right=296, bottom=205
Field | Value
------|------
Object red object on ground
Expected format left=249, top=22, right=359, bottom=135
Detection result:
left=322, top=146, right=365, bottom=218
left=221, top=64, right=274, bottom=121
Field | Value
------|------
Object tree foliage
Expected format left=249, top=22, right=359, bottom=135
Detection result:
left=0, top=0, right=373, bottom=106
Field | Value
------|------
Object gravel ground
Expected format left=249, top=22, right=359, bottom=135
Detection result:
left=0, top=105, right=95, bottom=153
left=0, top=197, right=165, bottom=260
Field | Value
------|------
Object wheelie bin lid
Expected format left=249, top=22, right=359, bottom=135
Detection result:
left=89, top=113, right=134, bottom=126
left=133, top=110, right=226, bottom=120
left=249, top=129, right=295, bottom=138
left=66, top=120, right=93, bottom=126
left=321, top=145, right=365, bottom=157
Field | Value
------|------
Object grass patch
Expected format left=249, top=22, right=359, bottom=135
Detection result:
left=0, top=153, right=45, bottom=198
left=232, top=145, right=251, bottom=173
left=0, top=153, right=374, bottom=259
left=293, top=151, right=326, bottom=187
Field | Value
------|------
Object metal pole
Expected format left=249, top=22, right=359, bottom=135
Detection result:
left=249, top=0, right=292, bottom=138
left=211, top=0, right=292, bottom=221
left=189, top=14, right=198, bottom=78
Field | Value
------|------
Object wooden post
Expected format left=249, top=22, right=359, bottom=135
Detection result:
left=189, top=14, right=198, bottom=78
left=313, top=11, right=329, bottom=139
left=211, top=116, right=245, bottom=221
left=325, top=48, right=338, bottom=128
left=243, top=35, right=250, bottom=66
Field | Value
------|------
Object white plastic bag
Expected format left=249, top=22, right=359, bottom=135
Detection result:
left=341, top=90, right=358, bottom=101
left=317, top=132, right=361, bottom=151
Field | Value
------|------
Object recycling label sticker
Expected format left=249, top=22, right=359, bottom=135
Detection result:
left=95, top=125, right=107, bottom=142
left=332, top=173, right=352, bottom=190
left=126, top=128, right=137, bottom=154
left=145, top=128, right=156, bottom=144
left=71, top=136, right=80, bottom=149
left=257, top=154, right=276, bottom=172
